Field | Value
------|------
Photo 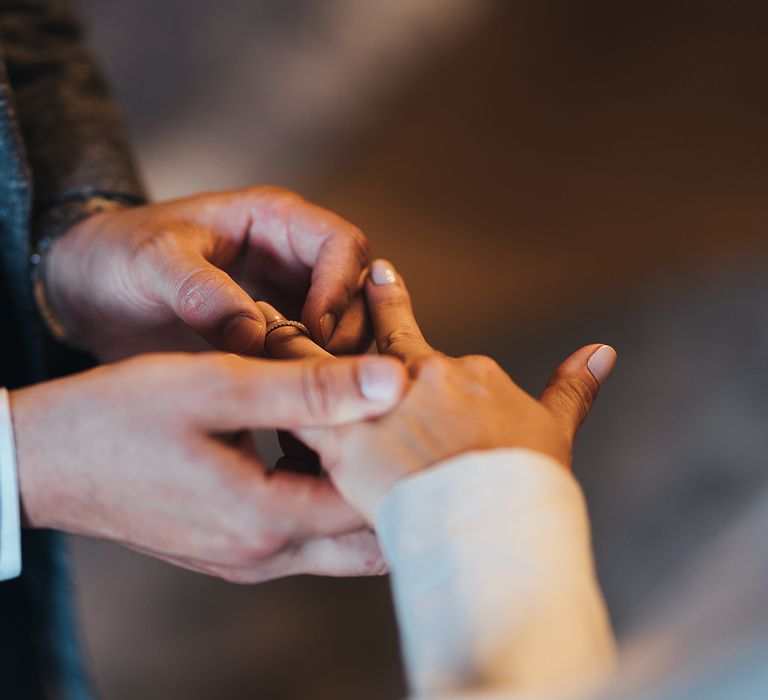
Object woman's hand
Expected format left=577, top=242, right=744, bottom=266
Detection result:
left=263, top=260, right=617, bottom=522
left=44, top=186, right=372, bottom=361
left=11, top=351, right=406, bottom=582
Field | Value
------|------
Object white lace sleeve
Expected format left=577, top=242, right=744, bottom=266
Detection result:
left=376, top=449, right=615, bottom=699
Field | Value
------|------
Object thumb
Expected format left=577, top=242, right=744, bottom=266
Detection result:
left=539, top=344, right=617, bottom=439
left=148, top=236, right=266, bottom=354
left=198, top=354, right=409, bottom=431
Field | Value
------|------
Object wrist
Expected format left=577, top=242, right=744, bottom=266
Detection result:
left=33, top=236, right=86, bottom=348
left=334, top=460, right=423, bottom=527
left=39, top=228, right=92, bottom=348
left=32, top=197, right=137, bottom=349
left=360, top=441, right=569, bottom=524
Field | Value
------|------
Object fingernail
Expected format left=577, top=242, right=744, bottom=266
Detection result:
left=320, top=312, right=337, bottom=345
left=359, top=358, right=402, bottom=402
left=370, top=259, right=397, bottom=285
left=587, top=345, right=617, bottom=385
left=224, top=314, right=264, bottom=354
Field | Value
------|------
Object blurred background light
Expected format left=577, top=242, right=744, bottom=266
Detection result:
left=70, top=1, right=768, bottom=698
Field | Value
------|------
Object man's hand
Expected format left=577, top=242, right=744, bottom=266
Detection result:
left=44, top=187, right=372, bottom=361
left=263, top=260, right=617, bottom=522
left=11, top=352, right=406, bottom=582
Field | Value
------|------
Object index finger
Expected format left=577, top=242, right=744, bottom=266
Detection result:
left=365, top=259, right=434, bottom=367
left=298, top=213, right=370, bottom=348
left=256, top=300, right=333, bottom=471
left=196, top=186, right=370, bottom=350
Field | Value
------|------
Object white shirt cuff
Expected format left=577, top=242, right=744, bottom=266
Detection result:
left=0, top=388, right=22, bottom=580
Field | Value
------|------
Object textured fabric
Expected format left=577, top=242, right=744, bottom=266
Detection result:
left=0, top=0, right=144, bottom=221
left=0, top=1, right=146, bottom=697
left=376, top=449, right=616, bottom=699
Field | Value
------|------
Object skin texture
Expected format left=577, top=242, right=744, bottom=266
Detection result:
left=10, top=352, right=407, bottom=582
left=44, top=186, right=372, bottom=361
left=20, top=185, right=387, bottom=582
left=262, top=260, right=617, bottom=523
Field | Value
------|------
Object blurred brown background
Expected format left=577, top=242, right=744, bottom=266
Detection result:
left=69, top=1, right=768, bottom=698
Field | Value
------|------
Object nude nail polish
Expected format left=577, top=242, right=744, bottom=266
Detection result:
left=359, top=359, right=401, bottom=402
left=587, top=345, right=617, bottom=385
left=370, top=259, right=397, bottom=285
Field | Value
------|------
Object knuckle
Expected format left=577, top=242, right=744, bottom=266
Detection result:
left=228, top=536, right=283, bottom=565
left=348, top=224, right=367, bottom=247
left=222, top=517, right=286, bottom=566
left=383, top=326, right=421, bottom=354
left=344, top=225, right=370, bottom=261
left=176, top=267, right=226, bottom=316
left=412, top=354, right=448, bottom=380
left=300, top=361, right=337, bottom=420
left=132, top=225, right=180, bottom=262
left=556, top=378, right=594, bottom=424
left=259, top=185, right=304, bottom=207
left=461, top=354, right=501, bottom=375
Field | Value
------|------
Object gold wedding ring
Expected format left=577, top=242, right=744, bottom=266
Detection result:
left=264, top=319, right=312, bottom=358
left=264, top=319, right=311, bottom=348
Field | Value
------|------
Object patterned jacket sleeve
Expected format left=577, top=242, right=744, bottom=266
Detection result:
left=0, top=0, right=146, bottom=232
left=0, top=0, right=147, bottom=374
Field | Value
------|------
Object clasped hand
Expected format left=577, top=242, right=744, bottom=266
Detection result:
left=260, top=259, right=616, bottom=523
left=44, top=186, right=371, bottom=359
left=13, top=188, right=615, bottom=584
left=15, top=186, right=391, bottom=583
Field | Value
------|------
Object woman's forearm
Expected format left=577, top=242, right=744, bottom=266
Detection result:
left=376, top=448, right=617, bottom=699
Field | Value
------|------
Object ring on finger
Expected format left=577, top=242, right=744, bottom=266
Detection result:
left=264, top=319, right=312, bottom=357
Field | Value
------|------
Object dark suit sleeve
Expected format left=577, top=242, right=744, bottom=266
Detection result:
left=0, top=0, right=146, bottom=222
left=0, top=0, right=146, bottom=374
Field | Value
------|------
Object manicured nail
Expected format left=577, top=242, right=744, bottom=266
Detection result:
left=587, top=345, right=617, bottom=385
left=223, top=314, right=263, bottom=354
left=370, top=259, right=398, bottom=286
left=359, top=358, right=402, bottom=402
left=320, top=312, right=337, bottom=345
